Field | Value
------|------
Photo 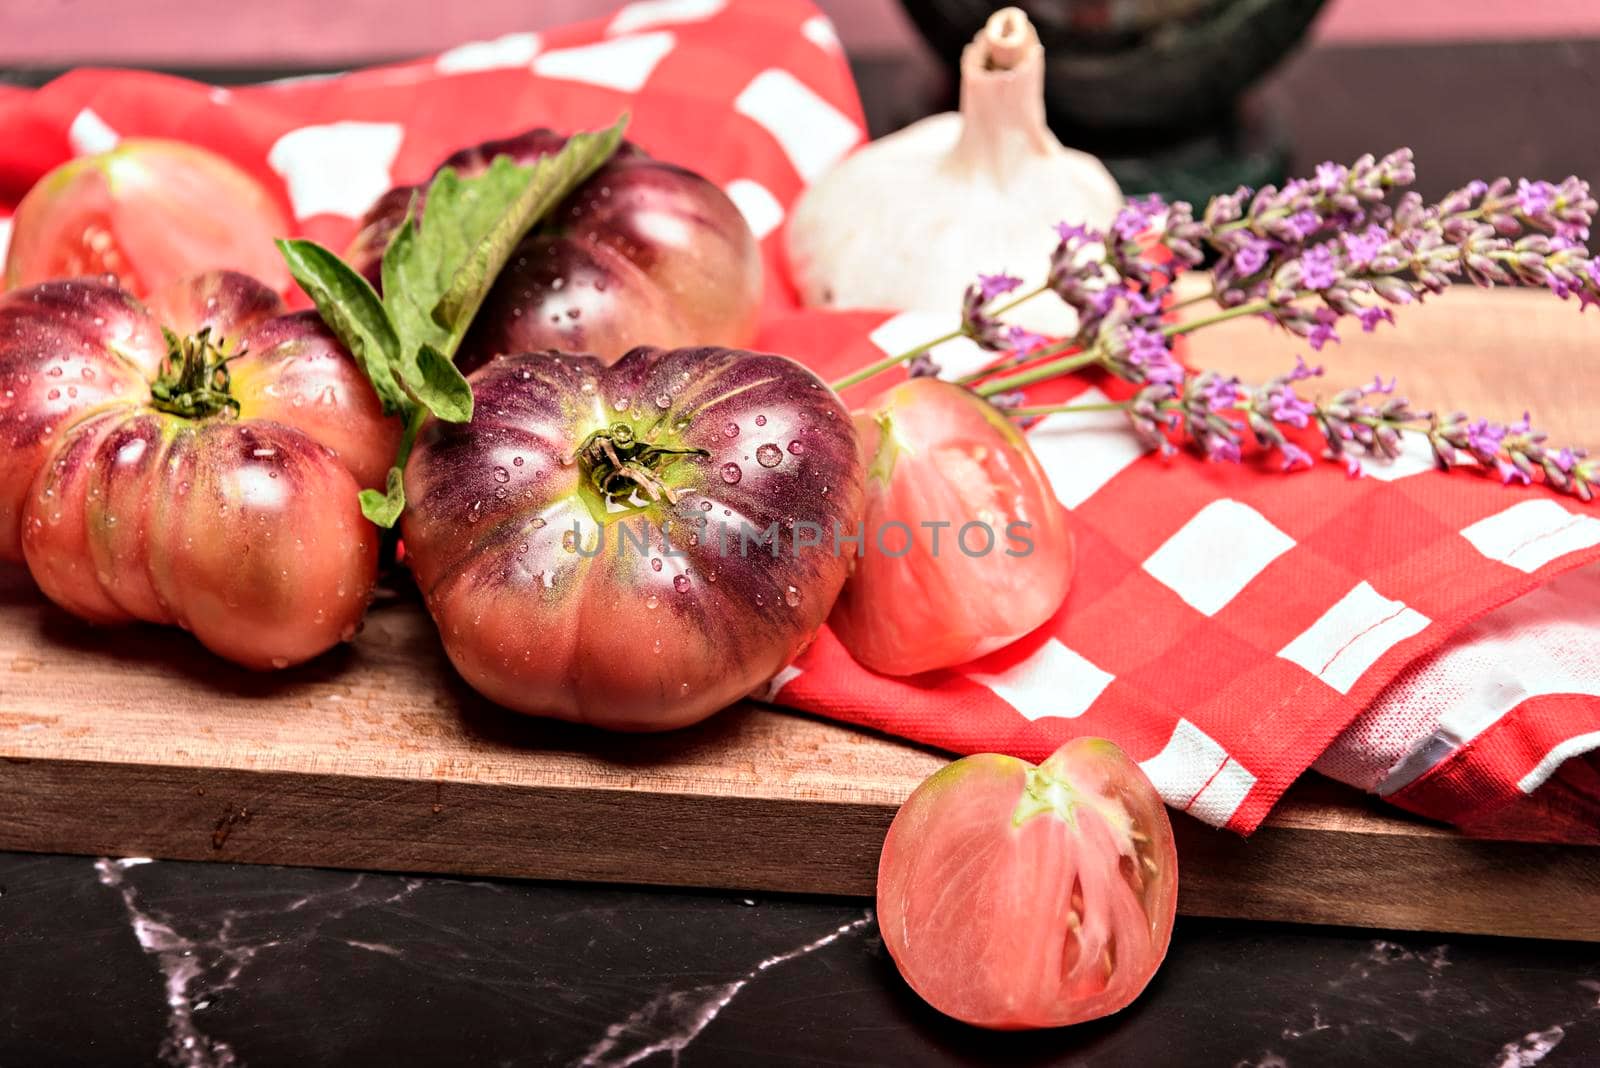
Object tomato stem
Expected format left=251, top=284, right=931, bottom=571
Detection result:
left=573, top=422, right=706, bottom=507
left=148, top=327, right=242, bottom=420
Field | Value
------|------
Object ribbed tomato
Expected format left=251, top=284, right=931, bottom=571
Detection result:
left=828, top=377, right=1074, bottom=675
left=4, top=140, right=291, bottom=300
left=878, top=738, right=1177, bottom=1029
left=346, top=128, right=762, bottom=370
left=401, top=345, right=865, bottom=730
left=0, top=271, right=397, bottom=669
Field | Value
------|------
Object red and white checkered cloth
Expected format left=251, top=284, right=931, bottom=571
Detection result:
left=2, top=0, right=1597, bottom=836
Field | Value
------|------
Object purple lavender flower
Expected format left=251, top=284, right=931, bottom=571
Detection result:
left=907, top=352, right=942, bottom=378
left=1279, top=441, right=1314, bottom=471
left=988, top=390, right=1027, bottom=410
left=1004, top=325, right=1050, bottom=354
left=1055, top=220, right=1095, bottom=245
left=960, top=281, right=1010, bottom=350
left=977, top=272, right=1023, bottom=302
left=1125, top=326, right=1169, bottom=368
left=1123, top=288, right=1164, bottom=319
left=1515, top=179, right=1557, bottom=218
left=1234, top=237, right=1274, bottom=276
left=1357, top=305, right=1395, bottom=332
left=1284, top=209, right=1323, bottom=241
left=1463, top=418, right=1506, bottom=456
left=1307, top=318, right=1340, bottom=351
left=1202, top=374, right=1243, bottom=410
left=1315, top=161, right=1348, bottom=194
left=1299, top=243, right=1340, bottom=290
left=1342, top=226, right=1387, bottom=269
left=1112, top=194, right=1166, bottom=242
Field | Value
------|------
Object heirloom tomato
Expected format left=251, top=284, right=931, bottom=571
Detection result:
left=0, top=271, right=398, bottom=669
left=401, top=346, right=865, bottom=730
left=346, top=128, right=762, bottom=369
left=828, top=377, right=1074, bottom=675
left=4, top=140, right=291, bottom=300
left=878, top=738, right=1177, bottom=1029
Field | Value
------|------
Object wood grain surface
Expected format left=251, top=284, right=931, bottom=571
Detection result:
left=1, top=287, right=1597, bottom=939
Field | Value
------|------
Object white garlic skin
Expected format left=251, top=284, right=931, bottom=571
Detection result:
left=785, top=8, right=1123, bottom=337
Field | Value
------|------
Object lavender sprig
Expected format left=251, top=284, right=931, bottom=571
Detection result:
left=828, top=148, right=1598, bottom=500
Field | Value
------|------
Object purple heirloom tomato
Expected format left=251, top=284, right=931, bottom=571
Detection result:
left=347, top=129, right=762, bottom=370
left=401, top=345, right=866, bottom=730
left=0, top=271, right=398, bottom=669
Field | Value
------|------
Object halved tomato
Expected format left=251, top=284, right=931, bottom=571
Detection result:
left=4, top=140, right=291, bottom=300
left=877, top=738, right=1177, bottom=1029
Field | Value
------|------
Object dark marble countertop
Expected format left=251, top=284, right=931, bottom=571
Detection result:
left=3, top=851, right=1598, bottom=1067
left=6, top=35, right=1600, bottom=1068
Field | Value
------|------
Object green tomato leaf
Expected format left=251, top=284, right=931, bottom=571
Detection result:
left=359, top=466, right=407, bottom=529
left=274, top=238, right=408, bottom=416
left=412, top=343, right=474, bottom=424
left=432, top=115, right=629, bottom=343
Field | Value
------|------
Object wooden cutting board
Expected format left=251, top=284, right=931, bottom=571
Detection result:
left=2, top=287, right=1597, bottom=941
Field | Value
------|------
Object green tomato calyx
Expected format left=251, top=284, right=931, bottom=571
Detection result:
left=1011, top=763, right=1135, bottom=841
left=149, top=327, right=241, bottom=421
left=573, top=421, right=706, bottom=508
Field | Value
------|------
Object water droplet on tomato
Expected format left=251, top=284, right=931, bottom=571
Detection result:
left=723, top=422, right=739, bottom=438
left=679, top=682, right=691, bottom=697
left=720, top=463, right=742, bottom=484
left=653, top=638, right=663, bottom=655
left=580, top=380, right=596, bottom=394
left=81, top=367, right=95, bottom=381
left=67, top=386, right=77, bottom=398
left=530, top=517, right=546, bottom=529
left=699, top=500, right=712, bottom=511
left=562, top=530, right=577, bottom=552
left=655, top=394, right=671, bottom=409
left=785, top=585, right=801, bottom=607
left=513, top=456, right=525, bottom=467
left=673, top=574, right=690, bottom=593
left=494, top=487, right=506, bottom=499
left=646, top=594, right=659, bottom=609
left=493, top=466, right=510, bottom=483
left=651, top=557, right=663, bottom=572
left=270, top=657, right=289, bottom=669
left=787, top=440, right=805, bottom=455
left=755, top=444, right=783, bottom=468
left=46, top=388, right=60, bottom=401
left=47, top=366, right=63, bottom=378
left=755, top=414, right=767, bottom=426
left=614, top=397, right=630, bottom=412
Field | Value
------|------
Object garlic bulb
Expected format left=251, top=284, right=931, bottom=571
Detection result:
left=785, top=7, right=1122, bottom=335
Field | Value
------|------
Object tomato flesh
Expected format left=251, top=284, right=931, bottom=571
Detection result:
left=877, top=738, right=1177, bottom=1029
left=4, top=140, right=291, bottom=300
left=829, top=377, right=1075, bottom=675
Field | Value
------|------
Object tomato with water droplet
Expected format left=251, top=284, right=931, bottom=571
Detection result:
left=401, top=346, right=865, bottom=730
left=0, top=271, right=398, bottom=668
left=878, top=738, right=1177, bottom=1029
left=4, top=140, right=291, bottom=300
left=346, top=129, right=762, bottom=369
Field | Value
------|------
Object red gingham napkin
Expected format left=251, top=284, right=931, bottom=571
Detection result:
left=2, top=0, right=1597, bottom=835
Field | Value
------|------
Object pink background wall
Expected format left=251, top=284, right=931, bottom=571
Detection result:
left=2, top=0, right=1598, bottom=66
